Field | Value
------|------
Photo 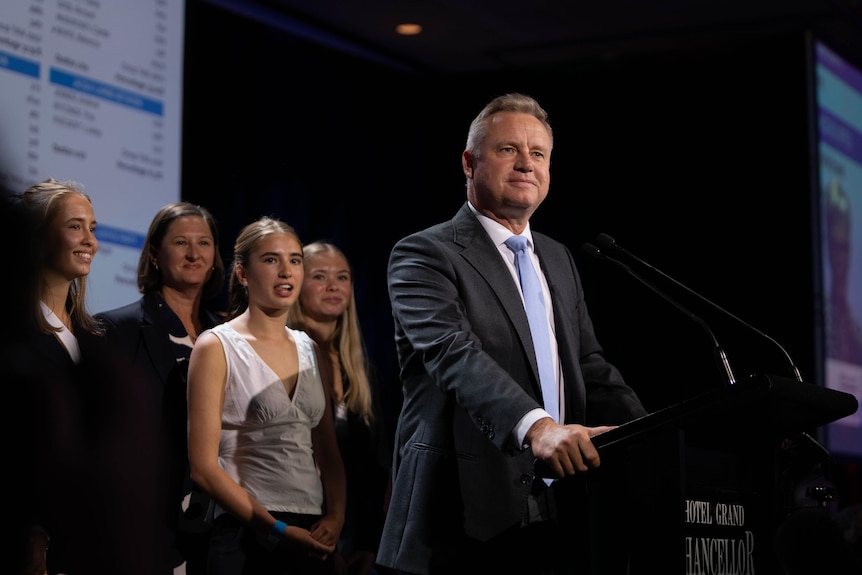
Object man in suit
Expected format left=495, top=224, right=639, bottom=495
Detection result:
left=376, top=93, right=648, bottom=575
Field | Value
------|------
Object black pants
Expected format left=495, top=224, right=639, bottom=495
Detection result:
left=408, top=518, right=578, bottom=575
left=438, top=479, right=628, bottom=575
left=207, top=512, right=341, bottom=575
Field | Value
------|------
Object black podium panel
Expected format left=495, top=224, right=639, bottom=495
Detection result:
left=564, top=374, right=858, bottom=574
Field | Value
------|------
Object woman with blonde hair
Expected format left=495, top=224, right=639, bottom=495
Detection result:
left=13, top=177, right=100, bottom=575
left=11, top=178, right=160, bottom=574
left=289, top=241, right=391, bottom=575
left=19, top=178, right=102, bottom=347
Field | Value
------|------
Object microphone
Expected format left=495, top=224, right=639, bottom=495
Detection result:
left=595, top=233, right=804, bottom=383
left=581, top=242, right=737, bottom=387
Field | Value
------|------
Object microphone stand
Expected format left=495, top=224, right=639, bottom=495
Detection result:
left=582, top=243, right=737, bottom=387
left=596, top=233, right=805, bottom=383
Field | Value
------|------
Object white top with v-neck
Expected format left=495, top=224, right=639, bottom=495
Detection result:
left=209, top=323, right=326, bottom=515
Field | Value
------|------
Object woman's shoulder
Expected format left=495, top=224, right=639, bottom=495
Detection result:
left=191, top=326, right=230, bottom=361
left=285, top=325, right=312, bottom=341
left=203, top=321, right=236, bottom=342
left=286, top=327, right=319, bottom=362
left=94, top=296, right=148, bottom=329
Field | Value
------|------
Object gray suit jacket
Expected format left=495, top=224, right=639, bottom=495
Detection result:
left=377, top=203, right=646, bottom=574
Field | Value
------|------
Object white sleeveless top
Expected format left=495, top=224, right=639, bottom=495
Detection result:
left=209, top=323, right=326, bottom=515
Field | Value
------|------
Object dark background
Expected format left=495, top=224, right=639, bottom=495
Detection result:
left=181, top=2, right=861, bottom=506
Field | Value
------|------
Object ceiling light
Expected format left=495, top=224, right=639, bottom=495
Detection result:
left=396, top=23, right=422, bottom=36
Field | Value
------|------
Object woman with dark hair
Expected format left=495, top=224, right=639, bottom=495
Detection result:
left=97, top=201, right=226, bottom=574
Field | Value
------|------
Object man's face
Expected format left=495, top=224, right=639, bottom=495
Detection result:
left=463, top=111, right=551, bottom=222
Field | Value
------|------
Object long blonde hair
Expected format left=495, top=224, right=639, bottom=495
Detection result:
left=19, top=178, right=103, bottom=336
left=289, top=241, right=374, bottom=425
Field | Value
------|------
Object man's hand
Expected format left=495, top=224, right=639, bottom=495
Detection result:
left=526, top=417, right=616, bottom=478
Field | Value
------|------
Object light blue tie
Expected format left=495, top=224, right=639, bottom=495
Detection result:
left=505, top=235, right=559, bottom=423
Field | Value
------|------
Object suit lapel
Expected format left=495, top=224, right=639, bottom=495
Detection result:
left=534, top=237, right=573, bottom=323
left=140, top=293, right=179, bottom=385
left=454, top=204, right=543, bottom=394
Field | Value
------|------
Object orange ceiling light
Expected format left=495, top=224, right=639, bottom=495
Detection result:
left=395, top=23, right=422, bottom=36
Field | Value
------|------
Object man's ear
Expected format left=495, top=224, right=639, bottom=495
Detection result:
left=462, top=150, right=474, bottom=179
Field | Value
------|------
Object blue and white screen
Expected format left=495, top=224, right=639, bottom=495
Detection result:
left=0, top=1, right=185, bottom=312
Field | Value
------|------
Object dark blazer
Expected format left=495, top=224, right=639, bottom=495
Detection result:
left=10, top=327, right=164, bottom=574
left=96, top=292, right=222, bottom=572
left=334, top=362, right=392, bottom=558
left=376, top=203, right=646, bottom=574
left=11, top=331, right=85, bottom=574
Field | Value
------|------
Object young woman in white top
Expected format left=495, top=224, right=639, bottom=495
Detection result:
left=187, top=216, right=346, bottom=575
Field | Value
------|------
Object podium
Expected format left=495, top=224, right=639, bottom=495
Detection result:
left=577, top=373, right=859, bottom=574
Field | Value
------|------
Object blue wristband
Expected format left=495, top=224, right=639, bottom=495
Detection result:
left=267, top=520, right=288, bottom=546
